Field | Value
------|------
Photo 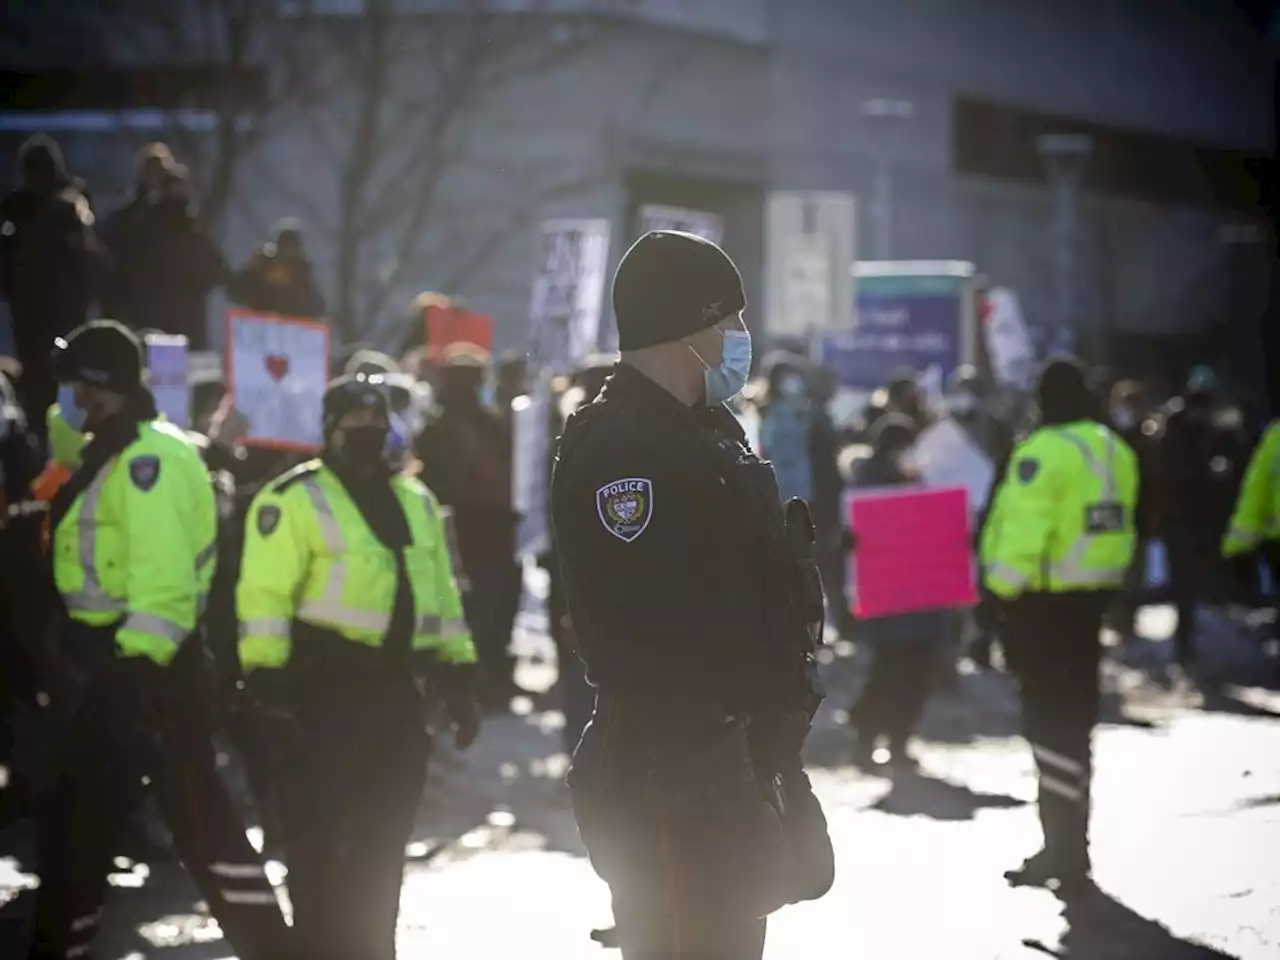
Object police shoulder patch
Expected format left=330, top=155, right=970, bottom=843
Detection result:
left=257, top=504, right=282, bottom=537
left=128, top=454, right=161, bottom=491
left=596, top=477, right=653, bottom=543
left=1017, top=458, right=1040, bottom=484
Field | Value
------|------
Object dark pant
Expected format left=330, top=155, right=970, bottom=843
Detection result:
left=262, top=660, right=429, bottom=960
left=1004, top=593, right=1109, bottom=870
left=463, top=560, right=523, bottom=696
left=25, top=629, right=288, bottom=960
left=1167, top=533, right=1224, bottom=665
left=569, top=706, right=780, bottom=960
left=851, top=637, right=938, bottom=752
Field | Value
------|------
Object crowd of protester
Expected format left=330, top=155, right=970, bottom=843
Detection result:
left=1, top=129, right=1272, bottom=795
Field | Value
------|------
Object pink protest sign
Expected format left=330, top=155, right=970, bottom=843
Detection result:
left=848, top=485, right=977, bottom=619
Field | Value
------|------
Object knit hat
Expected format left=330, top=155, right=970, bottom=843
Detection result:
left=322, top=374, right=390, bottom=438
left=52, top=320, right=144, bottom=394
left=1036, top=355, right=1094, bottom=425
left=612, top=231, right=746, bottom=351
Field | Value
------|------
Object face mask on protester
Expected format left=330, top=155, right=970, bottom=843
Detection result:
left=1111, top=406, right=1138, bottom=431
left=690, top=328, right=752, bottom=406
left=57, top=383, right=89, bottom=433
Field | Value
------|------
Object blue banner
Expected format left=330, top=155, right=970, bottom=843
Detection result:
left=822, top=275, right=965, bottom=392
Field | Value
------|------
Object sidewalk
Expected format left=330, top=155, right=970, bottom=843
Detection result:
left=1, top=603, right=1276, bottom=958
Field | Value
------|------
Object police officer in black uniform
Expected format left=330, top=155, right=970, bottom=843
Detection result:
left=551, top=231, right=834, bottom=959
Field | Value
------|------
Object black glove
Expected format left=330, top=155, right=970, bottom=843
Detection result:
left=425, top=660, right=481, bottom=751
left=447, top=692, right=481, bottom=751
left=784, top=499, right=825, bottom=643
left=745, top=710, right=834, bottom=906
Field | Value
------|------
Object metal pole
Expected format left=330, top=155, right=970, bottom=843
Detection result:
left=1037, top=133, right=1093, bottom=357
left=861, top=98, right=914, bottom=261
left=871, top=156, right=893, bottom=261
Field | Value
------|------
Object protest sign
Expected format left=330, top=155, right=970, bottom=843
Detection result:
left=424, top=303, right=494, bottom=363
left=913, top=419, right=995, bottom=514
left=765, top=192, right=856, bottom=339
left=145, top=333, right=190, bottom=429
left=512, top=381, right=551, bottom=559
left=225, top=310, right=330, bottom=452
left=983, top=287, right=1036, bottom=390
left=822, top=261, right=976, bottom=394
left=638, top=204, right=724, bottom=245
left=848, top=486, right=977, bottom=619
left=527, top=219, right=610, bottom=376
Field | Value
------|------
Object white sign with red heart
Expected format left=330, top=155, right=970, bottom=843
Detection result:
left=227, top=309, right=330, bottom=451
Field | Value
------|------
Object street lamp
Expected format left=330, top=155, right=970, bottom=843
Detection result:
left=1037, top=132, right=1093, bottom=357
left=861, top=98, right=915, bottom=260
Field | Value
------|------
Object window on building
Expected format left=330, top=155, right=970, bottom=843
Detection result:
left=952, top=95, right=1265, bottom=213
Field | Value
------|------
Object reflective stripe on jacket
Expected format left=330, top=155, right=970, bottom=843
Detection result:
left=235, top=460, right=476, bottom=672
left=1222, top=421, right=1280, bottom=557
left=51, top=419, right=218, bottom=665
left=980, top=420, right=1138, bottom=599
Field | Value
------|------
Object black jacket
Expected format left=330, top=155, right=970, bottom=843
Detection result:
left=101, top=194, right=227, bottom=349
left=550, top=364, right=811, bottom=713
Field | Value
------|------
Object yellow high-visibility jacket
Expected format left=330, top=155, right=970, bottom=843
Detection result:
left=236, top=460, right=476, bottom=672
left=1222, top=420, right=1280, bottom=557
left=981, top=420, right=1139, bottom=599
left=52, top=419, right=217, bottom=665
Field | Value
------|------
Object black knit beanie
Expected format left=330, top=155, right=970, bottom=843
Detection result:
left=612, top=231, right=746, bottom=351
left=1036, top=355, right=1095, bottom=425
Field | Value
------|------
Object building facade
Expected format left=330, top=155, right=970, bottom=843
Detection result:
left=1, top=0, right=1274, bottom=387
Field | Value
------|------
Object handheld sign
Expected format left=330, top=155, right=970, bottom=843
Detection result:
left=527, top=218, right=610, bottom=376
left=913, top=419, right=995, bottom=515
left=848, top=485, right=977, bottom=619
left=144, top=333, right=190, bottom=429
left=424, top=304, right=494, bottom=364
left=512, top=381, right=551, bottom=559
left=225, top=310, right=330, bottom=452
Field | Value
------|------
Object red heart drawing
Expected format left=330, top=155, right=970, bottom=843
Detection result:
left=264, top=354, right=290, bottom=381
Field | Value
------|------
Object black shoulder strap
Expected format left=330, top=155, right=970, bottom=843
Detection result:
left=270, top=459, right=323, bottom=494
left=49, top=421, right=142, bottom=534
left=324, top=464, right=416, bottom=662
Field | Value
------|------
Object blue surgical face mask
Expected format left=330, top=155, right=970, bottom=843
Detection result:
left=691, top=329, right=752, bottom=406
left=58, top=384, right=88, bottom=432
left=386, top=414, right=410, bottom=465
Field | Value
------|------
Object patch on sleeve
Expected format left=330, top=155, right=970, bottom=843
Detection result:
left=128, top=455, right=161, bottom=492
left=1016, top=458, right=1040, bottom=484
left=257, top=504, right=282, bottom=537
left=596, top=477, right=653, bottom=543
